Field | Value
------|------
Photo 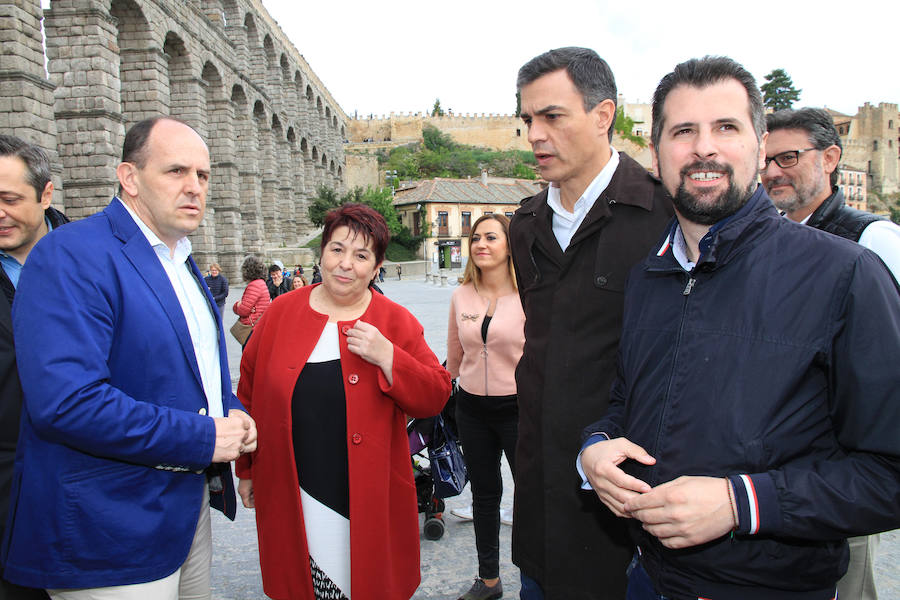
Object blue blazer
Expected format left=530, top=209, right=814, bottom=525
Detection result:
left=1, top=198, right=244, bottom=589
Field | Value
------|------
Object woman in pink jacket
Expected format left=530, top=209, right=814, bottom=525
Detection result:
left=233, top=255, right=271, bottom=347
left=447, top=214, right=525, bottom=600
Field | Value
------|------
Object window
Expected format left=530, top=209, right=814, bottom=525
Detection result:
left=516, top=129, right=521, bottom=137
left=857, top=173, right=862, bottom=185
left=437, top=211, right=448, bottom=236
left=505, top=212, right=514, bottom=219
left=483, top=211, right=493, bottom=215
left=873, top=140, right=878, bottom=151
left=890, top=119, right=894, bottom=129
left=461, top=211, right=471, bottom=236
left=412, top=212, right=421, bottom=237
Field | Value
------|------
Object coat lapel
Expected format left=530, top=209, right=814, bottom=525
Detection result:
left=106, top=199, right=206, bottom=393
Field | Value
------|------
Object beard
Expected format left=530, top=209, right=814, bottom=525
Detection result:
left=671, top=161, right=756, bottom=226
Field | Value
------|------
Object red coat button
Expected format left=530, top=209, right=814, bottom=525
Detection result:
left=348, top=374, right=359, bottom=384
left=341, top=325, right=350, bottom=335
left=351, top=433, right=362, bottom=444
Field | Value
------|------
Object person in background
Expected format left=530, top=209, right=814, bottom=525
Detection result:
left=205, top=262, right=229, bottom=315
left=233, top=255, right=270, bottom=348
left=447, top=214, right=525, bottom=600
left=0, top=134, right=68, bottom=600
left=311, top=264, right=322, bottom=284
left=236, top=203, right=451, bottom=600
left=291, top=275, right=308, bottom=290
left=267, top=264, right=291, bottom=300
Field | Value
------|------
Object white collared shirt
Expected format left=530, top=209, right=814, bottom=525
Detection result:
left=547, top=147, right=620, bottom=251
left=119, top=198, right=224, bottom=418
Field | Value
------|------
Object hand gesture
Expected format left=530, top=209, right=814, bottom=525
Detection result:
left=212, top=409, right=257, bottom=462
left=238, top=478, right=254, bottom=509
left=346, top=320, right=394, bottom=384
left=624, top=476, right=736, bottom=549
left=580, top=437, right=655, bottom=517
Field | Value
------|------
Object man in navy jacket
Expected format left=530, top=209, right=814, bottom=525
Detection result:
left=1, top=117, right=257, bottom=598
left=579, top=57, right=900, bottom=599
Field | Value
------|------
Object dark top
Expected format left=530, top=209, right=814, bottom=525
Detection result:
left=204, top=273, right=229, bottom=307
left=291, top=360, right=349, bottom=519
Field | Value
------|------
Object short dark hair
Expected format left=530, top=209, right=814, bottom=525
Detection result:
left=320, top=203, right=389, bottom=265
left=0, top=134, right=52, bottom=202
left=121, top=116, right=194, bottom=167
left=517, top=47, right=617, bottom=143
left=269, top=264, right=282, bottom=275
left=767, top=108, right=843, bottom=187
left=241, top=255, right=267, bottom=282
left=651, top=56, right=765, bottom=150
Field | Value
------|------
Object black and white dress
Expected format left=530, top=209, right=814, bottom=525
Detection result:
left=292, top=322, right=351, bottom=599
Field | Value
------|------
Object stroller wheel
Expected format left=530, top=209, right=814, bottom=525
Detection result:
left=423, top=516, right=445, bottom=541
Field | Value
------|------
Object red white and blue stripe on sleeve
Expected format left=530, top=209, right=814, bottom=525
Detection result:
left=727, top=473, right=782, bottom=535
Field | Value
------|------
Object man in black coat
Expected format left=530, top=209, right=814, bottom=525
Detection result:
left=0, top=135, right=67, bottom=599
left=266, top=264, right=291, bottom=300
left=509, top=48, right=673, bottom=599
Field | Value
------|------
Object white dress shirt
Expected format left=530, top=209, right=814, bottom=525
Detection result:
left=120, top=199, right=224, bottom=418
left=547, top=147, right=620, bottom=251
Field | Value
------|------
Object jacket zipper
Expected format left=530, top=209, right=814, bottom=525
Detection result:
left=650, top=270, right=695, bottom=486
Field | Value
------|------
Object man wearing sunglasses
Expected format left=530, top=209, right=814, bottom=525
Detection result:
left=762, top=107, right=900, bottom=282
left=761, top=107, right=900, bottom=600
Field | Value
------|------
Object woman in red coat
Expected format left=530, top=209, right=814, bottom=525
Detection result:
left=233, top=255, right=271, bottom=347
left=236, top=204, right=451, bottom=600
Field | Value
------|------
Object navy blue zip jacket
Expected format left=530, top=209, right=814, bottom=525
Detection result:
left=587, top=188, right=900, bottom=599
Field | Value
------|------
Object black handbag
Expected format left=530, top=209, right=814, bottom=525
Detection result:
left=428, top=414, right=468, bottom=499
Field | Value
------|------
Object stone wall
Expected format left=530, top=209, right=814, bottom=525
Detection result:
left=839, top=102, right=899, bottom=196
left=1, top=0, right=348, bottom=279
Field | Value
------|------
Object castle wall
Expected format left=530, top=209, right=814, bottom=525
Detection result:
left=1, top=0, right=348, bottom=279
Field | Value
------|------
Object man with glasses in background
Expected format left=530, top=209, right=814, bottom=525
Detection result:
left=762, top=107, right=900, bottom=281
left=761, top=107, right=900, bottom=600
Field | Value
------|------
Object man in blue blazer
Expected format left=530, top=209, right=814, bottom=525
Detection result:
left=1, top=117, right=257, bottom=599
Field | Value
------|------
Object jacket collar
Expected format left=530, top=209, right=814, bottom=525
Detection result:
left=514, top=152, right=661, bottom=258
left=649, top=185, right=779, bottom=272
left=805, top=187, right=843, bottom=230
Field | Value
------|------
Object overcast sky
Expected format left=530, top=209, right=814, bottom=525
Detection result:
left=260, top=0, right=898, bottom=119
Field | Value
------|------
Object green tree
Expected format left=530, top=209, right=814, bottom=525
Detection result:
left=431, top=98, right=445, bottom=117
left=761, top=69, right=801, bottom=111
left=308, top=185, right=341, bottom=227
left=613, top=107, right=647, bottom=148
left=422, top=124, right=455, bottom=152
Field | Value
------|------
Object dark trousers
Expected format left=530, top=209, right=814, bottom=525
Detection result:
left=455, top=390, right=518, bottom=580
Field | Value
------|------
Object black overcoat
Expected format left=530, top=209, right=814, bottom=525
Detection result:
left=509, top=153, right=673, bottom=599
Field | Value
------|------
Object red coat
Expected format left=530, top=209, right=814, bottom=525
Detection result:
left=233, top=278, right=270, bottom=325
left=236, top=285, right=451, bottom=600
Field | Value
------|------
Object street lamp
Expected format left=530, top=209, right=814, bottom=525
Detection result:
left=385, top=169, right=398, bottom=196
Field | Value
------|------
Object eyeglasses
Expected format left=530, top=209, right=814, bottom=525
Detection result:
left=762, top=148, right=817, bottom=170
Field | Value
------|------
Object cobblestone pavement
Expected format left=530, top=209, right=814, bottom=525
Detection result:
left=212, top=278, right=898, bottom=599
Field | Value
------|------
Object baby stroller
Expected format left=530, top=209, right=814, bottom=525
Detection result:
left=408, top=383, right=463, bottom=541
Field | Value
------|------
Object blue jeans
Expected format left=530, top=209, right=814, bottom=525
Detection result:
left=626, top=556, right=670, bottom=600
left=519, top=573, right=544, bottom=600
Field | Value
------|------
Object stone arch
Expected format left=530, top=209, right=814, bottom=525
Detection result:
left=254, top=100, right=277, bottom=240
left=263, top=34, right=275, bottom=72
left=316, top=96, right=323, bottom=117
left=195, top=59, right=231, bottom=266
left=305, top=84, right=313, bottom=102
left=232, top=85, right=263, bottom=254
left=332, top=115, right=338, bottom=129
left=110, top=0, right=161, bottom=126
left=244, top=13, right=264, bottom=77
left=163, top=31, right=200, bottom=126
left=325, top=106, right=331, bottom=120
left=340, top=124, right=345, bottom=139
left=280, top=54, right=290, bottom=80
left=321, top=152, right=327, bottom=168
left=301, top=137, right=314, bottom=193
